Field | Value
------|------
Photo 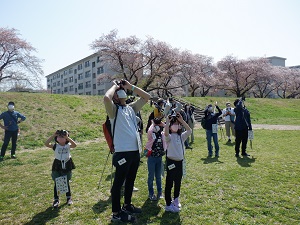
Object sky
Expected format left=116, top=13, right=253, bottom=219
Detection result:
left=1, top=0, right=300, bottom=88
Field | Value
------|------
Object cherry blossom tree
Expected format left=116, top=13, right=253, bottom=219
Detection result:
left=275, top=67, right=300, bottom=98
left=90, top=29, right=145, bottom=86
left=0, top=27, right=44, bottom=89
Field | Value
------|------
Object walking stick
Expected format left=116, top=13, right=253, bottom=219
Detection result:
left=97, top=151, right=111, bottom=189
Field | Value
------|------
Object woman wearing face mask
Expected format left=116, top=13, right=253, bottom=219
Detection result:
left=45, top=130, right=77, bottom=208
left=163, top=112, right=192, bottom=213
left=204, top=102, right=222, bottom=157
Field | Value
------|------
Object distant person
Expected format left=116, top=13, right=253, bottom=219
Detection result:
left=44, top=130, right=77, bottom=208
left=145, top=118, right=166, bottom=201
left=104, top=79, right=151, bottom=223
left=234, top=97, right=252, bottom=157
left=164, top=112, right=191, bottom=213
left=146, top=98, right=165, bottom=133
left=0, top=102, right=26, bottom=161
left=203, top=102, right=222, bottom=157
left=222, top=102, right=235, bottom=142
left=184, top=103, right=195, bottom=144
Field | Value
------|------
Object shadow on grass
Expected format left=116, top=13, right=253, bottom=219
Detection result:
left=201, top=156, right=224, bottom=164
left=236, top=156, right=256, bottom=167
left=24, top=206, right=60, bottom=225
left=92, top=195, right=112, bottom=214
left=160, top=211, right=181, bottom=224
left=138, top=199, right=161, bottom=224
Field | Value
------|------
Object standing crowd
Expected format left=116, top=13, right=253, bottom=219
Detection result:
left=0, top=81, right=252, bottom=223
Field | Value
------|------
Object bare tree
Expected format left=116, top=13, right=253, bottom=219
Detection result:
left=0, top=27, right=44, bottom=89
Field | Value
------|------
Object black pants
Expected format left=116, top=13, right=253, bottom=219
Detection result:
left=111, top=151, right=140, bottom=213
left=235, top=128, right=248, bottom=155
left=1, top=130, right=18, bottom=157
left=54, top=182, right=71, bottom=200
left=165, top=157, right=183, bottom=206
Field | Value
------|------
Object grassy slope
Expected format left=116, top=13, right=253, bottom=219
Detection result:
left=0, top=92, right=300, bottom=225
left=0, top=92, right=300, bottom=149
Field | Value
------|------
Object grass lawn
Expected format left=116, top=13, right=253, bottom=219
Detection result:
left=0, top=129, right=299, bottom=225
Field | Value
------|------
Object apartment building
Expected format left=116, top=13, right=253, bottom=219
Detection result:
left=46, top=53, right=114, bottom=95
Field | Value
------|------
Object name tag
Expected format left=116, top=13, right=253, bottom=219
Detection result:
left=168, top=164, right=175, bottom=170
left=118, top=158, right=126, bottom=166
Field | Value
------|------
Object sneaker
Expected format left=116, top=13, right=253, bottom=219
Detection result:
left=67, top=198, right=73, bottom=205
left=133, top=186, right=139, bottom=192
left=122, top=204, right=142, bottom=214
left=157, top=193, right=164, bottom=199
left=11, top=155, right=16, bottom=159
left=185, top=146, right=192, bottom=149
left=165, top=204, right=180, bottom=213
left=242, top=153, right=250, bottom=157
left=52, top=199, right=60, bottom=208
left=173, top=197, right=181, bottom=208
left=111, top=211, right=136, bottom=223
left=149, top=194, right=157, bottom=201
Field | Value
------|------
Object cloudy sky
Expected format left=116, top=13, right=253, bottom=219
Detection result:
left=1, top=0, right=299, bottom=87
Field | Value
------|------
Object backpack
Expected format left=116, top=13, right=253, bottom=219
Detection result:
left=102, top=105, right=119, bottom=153
left=201, top=117, right=207, bottom=129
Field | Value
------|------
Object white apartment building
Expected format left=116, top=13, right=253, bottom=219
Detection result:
left=46, top=53, right=114, bottom=95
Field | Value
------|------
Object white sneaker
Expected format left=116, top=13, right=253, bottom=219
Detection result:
left=173, top=197, right=181, bottom=208
left=165, top=204, right=180, bottom=213
left=133, top=186, right=139, bottom=192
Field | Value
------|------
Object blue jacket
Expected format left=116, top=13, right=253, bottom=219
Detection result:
left=204, top=106, right=222, bottom=130
left=0, top=110, right=26, bottom=131
left=234, top=100, right=252, bottom=131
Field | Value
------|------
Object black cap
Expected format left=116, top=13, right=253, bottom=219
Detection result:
left=8, top=102, right=14, bottom=106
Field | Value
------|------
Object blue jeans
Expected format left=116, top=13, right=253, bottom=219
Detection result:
left=206, top=129, right=219, bottom=156
left=1, top=130, right=18, bottom=157
left=147, top=156, right=162, bottom=196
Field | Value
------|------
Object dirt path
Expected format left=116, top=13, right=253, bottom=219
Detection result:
left=194, top=123, right=300, bottom=130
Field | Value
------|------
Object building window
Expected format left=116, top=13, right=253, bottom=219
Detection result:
left=78, top=64, right=82, bottom=70
left=69, top=77, right=73, bottom=82
left=64, top=70, right=67, bottom=75
left=98, top=89, right=105, bottom=95
left=75, top=79, right=77, bottom=84
left=85, top=81, right=91, bottom=88
left=69, top=68, right=73, bottom=74
left=92, top=62, right=95, bottom=68
left=85, top=61, right=90, bottom=68
left=74, top=69, right=77, bottom=74
left=53, top=82, right=56, bottom=87
left=61, top=75, right=63, bottom=79
left=85, top=70, right=91, bottom=78
left=97, top=56, right=100, bottom=63
left=78, top=83, right=83, bottom=90
left=69, top=85, right=74, bottom=91
left=57, top=74, right=60, bottom=79
left=97, top=66, right=104, bottom=74
left=92, top=73, right=96, bottom=78
left=64, top=78, right=68, bottom=84
left=57, top=89, right=61, bottom=94
left=53, top=75, right=56, bottom=80
left=75, top=88, right=77, bottom=93
left=78, top=73, right=83, bottom=80
left=86, top=91, right=91, bottom=95
left=53, top=90, right=56, bottom=94
left=57, top=81, right=60, bottom=86
left=93, top=84, right=96, bottom=89
left=64, top=87, right=68, bottom=92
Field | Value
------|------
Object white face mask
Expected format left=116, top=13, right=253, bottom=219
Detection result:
left=116, top=89, right=127, bottom=99
left=8, top=105, right=14, bottom=111
left=154, top=126, right=160, bottom=133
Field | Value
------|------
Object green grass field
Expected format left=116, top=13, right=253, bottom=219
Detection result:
left=0, top=93, right=299, bottom=224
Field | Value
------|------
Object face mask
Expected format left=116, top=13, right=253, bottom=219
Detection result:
left=170, top=124, right=179, bottom=132
left=208, top=107, right=213, bottom=112
left=116, top=89, right=127, bottom=99
left=8, top=105, right=14, bottom=111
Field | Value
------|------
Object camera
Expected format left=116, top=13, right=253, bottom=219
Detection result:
left=117, top=80, right=126, bottom=86
left=153, top=117, right=162, bottom=125
left=56, top=130, right=67, bottom=136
